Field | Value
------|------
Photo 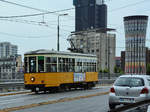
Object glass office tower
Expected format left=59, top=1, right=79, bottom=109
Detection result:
left=73, top=0, right=107, bottom=32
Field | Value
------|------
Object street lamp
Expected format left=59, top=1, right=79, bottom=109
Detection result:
left=57, top=13, right=68, bottom=51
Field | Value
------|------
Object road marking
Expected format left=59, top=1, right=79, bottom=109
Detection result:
left=0, top=91, right=109, bottom=112
left=0, top=91, right=31, bottom=97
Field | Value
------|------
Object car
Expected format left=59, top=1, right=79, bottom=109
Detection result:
left=109, top=74, right=150, bottom=110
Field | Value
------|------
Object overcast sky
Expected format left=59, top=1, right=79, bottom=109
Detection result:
left=0, top=0, right=150, bottom=57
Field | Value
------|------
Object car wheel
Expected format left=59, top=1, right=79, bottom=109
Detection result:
left=109, top=103, right=116, bottom=110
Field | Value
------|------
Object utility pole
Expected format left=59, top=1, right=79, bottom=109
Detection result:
left=108, top=35, right=110, bottom=79
left=57, top=13, right=68, bottom=51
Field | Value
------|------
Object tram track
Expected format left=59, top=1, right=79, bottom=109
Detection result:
left=0, top=91, right=109, bottom=112
left=0, top=84, right=112, bottom=97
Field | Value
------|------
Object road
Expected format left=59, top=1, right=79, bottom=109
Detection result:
left=0, top=86, right=111, bottom=112
left=13, top=94, right=109, bottom=112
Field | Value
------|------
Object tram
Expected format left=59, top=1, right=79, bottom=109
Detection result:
left=24, top=49, right=98, bottom=93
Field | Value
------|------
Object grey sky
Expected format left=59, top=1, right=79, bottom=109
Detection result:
left=0, top=0, right=150, bottom=56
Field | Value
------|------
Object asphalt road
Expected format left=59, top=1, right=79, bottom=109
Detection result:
left=0, top=86, right=111, bottom=111
left=13, top=94, right=109, bottom=112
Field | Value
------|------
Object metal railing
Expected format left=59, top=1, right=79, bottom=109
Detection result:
left=0, top=72, right=24, bottom=82
left=98, top=73, right=122, bottom=79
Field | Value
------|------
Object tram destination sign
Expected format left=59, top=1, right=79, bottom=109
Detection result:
left=73, top=73, right=85, bottom=82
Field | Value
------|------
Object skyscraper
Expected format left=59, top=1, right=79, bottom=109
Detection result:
left=0, top=42, right=18, bottom=58
left=73, top=0, right=107, bottom=32
left=124, top=15, right=148, bottom=74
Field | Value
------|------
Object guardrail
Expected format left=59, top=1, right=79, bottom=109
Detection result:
left=0, top=79, right=24, bottom=82
left=98, top=79, right=115, bottom=85
left=0, top=79, right=115, bottom=92
left=0, top=81, right=24, bottom=92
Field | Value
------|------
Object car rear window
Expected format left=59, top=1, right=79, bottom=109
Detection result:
left=114, top=77, right=144, bottom=87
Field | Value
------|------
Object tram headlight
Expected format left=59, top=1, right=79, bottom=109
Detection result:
left=30, top=77, right=35, bottom=82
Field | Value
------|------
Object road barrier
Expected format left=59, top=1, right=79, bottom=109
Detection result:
left=0, top=79, right=115, bottom=92
left=0, top=82, right=24, bottom=92
left=98, top=79, right=115, bottom=85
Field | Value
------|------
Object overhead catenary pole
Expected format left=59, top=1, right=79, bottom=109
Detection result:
left=57, top=13, right=68, bottom=51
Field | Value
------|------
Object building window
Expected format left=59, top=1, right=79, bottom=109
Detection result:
left=92, top=50, right=95, bottom=53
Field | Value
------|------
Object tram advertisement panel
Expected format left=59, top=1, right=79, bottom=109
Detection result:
left=73, top=73, right=85, bottom=82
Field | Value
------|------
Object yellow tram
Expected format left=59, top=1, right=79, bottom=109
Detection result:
left=24, top=49, right=98, bottom=93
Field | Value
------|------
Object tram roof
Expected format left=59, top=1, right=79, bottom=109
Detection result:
left=24, top=49, right=96, bottom=57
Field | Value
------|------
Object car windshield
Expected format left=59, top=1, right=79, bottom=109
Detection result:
left=114, top=77, right=144, bottom=87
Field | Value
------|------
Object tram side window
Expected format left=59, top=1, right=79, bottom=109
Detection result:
left=29, top=57, right=36, bottom=73
left=94, top=62, right=97, bottom=72
left=75, top=59, right=82, bottom=72
left=58, top=58, right=66, bottom=72
left=38, top=56, right=44, bottom=72
left=87, top=62, right=91, bottom=72
left=77, top=62, right=82, bottom=72
left=58, top=58, right=63, bottom=72
left=46, top=57, right=57, bottom=72
left=91, top=62, right=94, bottom=72
left=58, top=58, right=75, bottom=72
left=68, top=58, right=75, bottom=72
left=83, top=62, right=87, bottom=72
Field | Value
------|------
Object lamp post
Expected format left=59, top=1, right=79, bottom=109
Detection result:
left=57, top=13, right=68, bottom=51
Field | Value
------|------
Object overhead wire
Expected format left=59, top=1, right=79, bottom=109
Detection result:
left=0, top=31, right=55, bottom=38
left=0, top=30, right=125, bottom=47
left=0, top=0, right=149, bottom=43
left=109, top=0, right=150, bottom=12
left=0, top=18, right=72, bottom=32
left=0, top=0, right=149, bottom=18
left=0, top=0, right=58, bottom=15
left=0, top=0, right=147, bottom=35
left=0, top=0, right=148, bottom=32
left=0, top=8, right=74, bottom=18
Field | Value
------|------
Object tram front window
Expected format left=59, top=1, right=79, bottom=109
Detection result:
left=29, top=57, right=36, bottom=73
left=38, top=56, right=44, bottom=72
left=24, top=57, right=28, bottom=73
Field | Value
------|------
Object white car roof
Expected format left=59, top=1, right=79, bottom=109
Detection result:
left=119, top=74, right=150, bottom=79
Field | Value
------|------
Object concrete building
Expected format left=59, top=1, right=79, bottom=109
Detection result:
left=68, top=29, right=116, bottom=73
left=124, top=15, right=148, bottom=74
left=73, top=0, right=107, bottom=32
left=0, top=42, right=18, bottom=58
left=0, top=42, right=23, bottom=79
left=0, top=55, right=23, bottom=79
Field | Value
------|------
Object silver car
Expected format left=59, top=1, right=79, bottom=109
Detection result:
left=109, top=75, right=150, bottom=109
